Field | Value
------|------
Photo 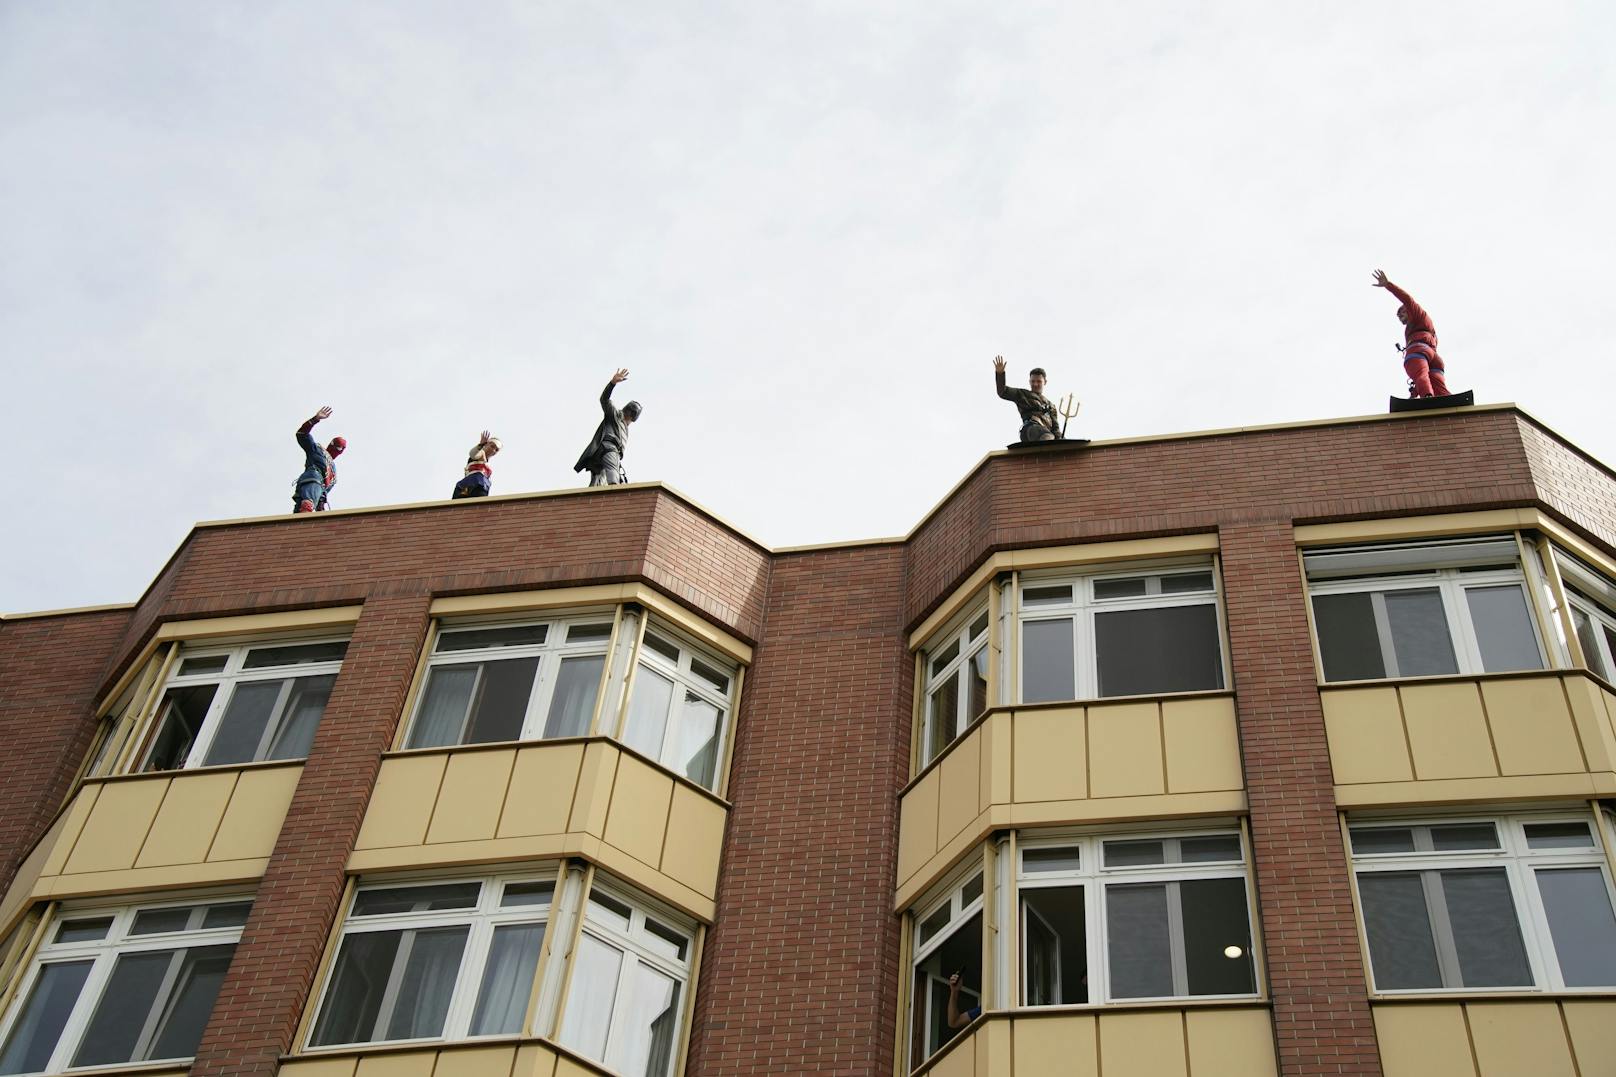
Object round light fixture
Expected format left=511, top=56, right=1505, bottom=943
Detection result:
left=1223, top=945, right=1244, bottom=959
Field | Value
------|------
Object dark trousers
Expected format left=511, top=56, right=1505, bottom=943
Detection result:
left=293, top=478, right=324, bottom=513
left=452, top=473, right=491, bottom=499
left=588, top=450, right=625, bottom=486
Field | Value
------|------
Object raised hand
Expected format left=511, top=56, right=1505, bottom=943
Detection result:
left=611, top=368, right=630, bottom=384
left=1371, top=269, right=1389, bottom=288
left=993, top=356, right=1006, bottom=373
left=312, top=405, right=333, bottom=423
left=480, top=429, right=492, bottom=443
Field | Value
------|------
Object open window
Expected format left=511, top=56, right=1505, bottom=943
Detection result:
left=1554, top=550, right=1616, bottom=680
left=620, top=620, right=737, bottom=790
left=908, top=868, right=984, bottom=1067
left=919, top=606, right=990, bottom=766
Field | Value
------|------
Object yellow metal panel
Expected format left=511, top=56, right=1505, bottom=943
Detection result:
left=553, top=1055, right=603, bottom=1077
left=427, top=1044, right=516, bottom=1077
left=1006, top=791, right=1247, bottom=830
left=40, top=785, right=100, bottom=877
left=1012, top=707, right=1087, bottom=803
left=1013, top=1013, right=1097, bottom=1076
left=660, top=786, right=726, bottom=899
left=1479, top=678, right=1586, bottom=776
left=1561, top=999, right=1616, bottom=1073
left=1088, top=703, right=1166, bottom=799
left=355, top=1051, right=436, bottom=1077
left=276, top=1058, right=358, bottom=1077
left=1334, top=773, right=1604, bottom=808
left=897, top=770, right=940, bottom=888
left=0, top=812, right=67, bottom=935
left=1465, top=1001, right=1575, bottom=1077
left=1400, top=682, right=1497, bottom=779
left=355, top=754, right=447, bottom=850
left=1561, top=677, right=1616, bottom=773
left=209, top=764, right=302, bottom=862
left=568, top=741, right=620, bottom=836
left=34, top=859, right=270, bottom=900
left=1162, top=696, right=1243, bottom=793
left=937, top=732, right=983, bottom=846
left=510, top=1042, right=558, bottom=1077
left=929, top=1036, right=975, bottom=1077
left=982, top=713, right=1013, bottom=808
left=603, top=754, right=674, bottom=868
left=500, top=743, right=585, bottom=838
left=974, top=1015, right=1010, bottom=1075
left=1321, top=687, right=1414, bottom=784
left=154, top=606, right=361, bottom=645
left=1096, top=1010, right=1186, bottom=1077
left=1184, top=1008, right=1277, bottom=1077
left=1294, top=509, right=1536, bottom=546
left=425, top=750, right=517, bottom=845
left=134, top=770, right=238, bottom=868
left=61, top=777, right=169, bottom=875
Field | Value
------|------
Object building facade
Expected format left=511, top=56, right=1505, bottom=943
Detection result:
left=1, top=402, right=1614, bottom=1077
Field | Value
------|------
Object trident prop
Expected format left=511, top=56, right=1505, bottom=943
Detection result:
left=1057, top=393, right=1081, bottom=439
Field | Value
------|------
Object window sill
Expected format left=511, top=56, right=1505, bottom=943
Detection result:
left=84, top=756, right=306, bottom=787
left=1316, top=665, right=1611, bottom=692
left=1370, top=989, right=1616, bottom=1003
left=285, top=1034, right=615, bottom=1076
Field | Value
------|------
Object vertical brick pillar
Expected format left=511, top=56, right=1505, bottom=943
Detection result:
left=1219, top=522, right=1381, bottom=1076
left=190, top=589, right=432, bottom=1077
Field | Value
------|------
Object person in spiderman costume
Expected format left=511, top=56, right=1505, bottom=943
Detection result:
left=292, top=405, right=346, bottom=513
left=451, top=430, right=502, bottom=499
left=1373, top=269, right=1449, bottom=398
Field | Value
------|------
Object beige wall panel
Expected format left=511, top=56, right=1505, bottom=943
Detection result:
left=974, top=1015, right=1010, bottom=1075
left=276, top=1058, right=358, bottom=1077
left=982, top=713, right=1013, bottom=808
left=1088, top=703, right=1166, bottom=799
left=660, top=786, right=725, bottom=898
left=61, top=777, right=169, bottom=874
left=209, top=764, right=303, bottom=862
left=584, top=840, right=715, bottom=922
left=897, top=771, right=940, bottom=887
left=36, top=859, right=270, bottom=900
left=354, top=1051, right=436, bottom=1077
left=355, top=754, right=447, bottom=850
left=1465, top=1001, right=1576, bottom=1077
left=1561, top=1000, right=1616, bottom=1073
left=1185, top=1009, right=1277, bottom=1077
left=1096, top=1010, right=1186, bottom=1077
left=602, top=754, right=673, bottom=868
left=40, top=785, right=100, bottom=876
left=1013, top=1014, right=1097, bottom=1076
left=1562, top=678, right=1616, bottom=772
left=1334, top=773, right=1606, bottom=808
left=1006, top=791, right=1248, bottom=829
left=1322, top=687, right=1413, bottom=785
left=134, top=770, right=238, bottom=868
left=1162, top=697, right=1243, bottom=793
left=552, top=1056, right=603, bottom=1077
left=1, top=809, right=69, bottom=933
left=499, top=743, right=586, bottom=838
left=1479, top=679, right=1585, bottom=776
left=937, top=732, right=983, bottom=845
left=1400, top=683, right=1497, bottom=780
left=1012, top=708, right=1087, bottom=803
left=510, top=1042, right=559, bottom=1077
left=425, top=750, right=517, bottom=845
left=568, top=741, right=620, bottom=836
left=928, top=1037, right=975, bottom=1077
left=427, top=1044, right=517, bottom=1077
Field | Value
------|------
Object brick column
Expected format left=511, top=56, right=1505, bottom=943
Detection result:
left=190, top=590, right=432, bottom=1077
left=1218, top=522, right=1381, bottom=1076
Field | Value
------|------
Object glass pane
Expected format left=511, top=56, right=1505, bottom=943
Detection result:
left=177, top=655, right=228, bottom=676
left=1465, top=586, right=1543, bottom=672
left=1571, top=608, right=1609, bottom=678
left=926, top=677, right=959, bottom=762
left=1357, top=872, right=1442, bottom=989
left=1093, top=577, right=1148, bottom=599
left=1312, top=592, right=1386, bottom=682
left=559, top=934, right=624, bottom=1062
left=622, top=666, right=674, bottom=760
left=1021, top=886, right=1086, bottom=1005
left=1384, top=588, right=1459, bottom=677
left=467, top=656, right=541, bottom=744
left=201, top=903, right=252, bottom=929
left=1022, top=847, right=1082, bottom=874
left=202, top=680, right=286, bottom=766
left=352, top=882, right=481, bottom=916
left=0, top=961, right=93, bottom=1075
left=1181, top=835, right=1243, bottom=863
left=1022, top=585, right=1072, bottom=607
left=1104, top=840, right=1165, bottom=867
left=567, top=623, right=613, bottom=642
left=1524, top=822, right=1595, bottom=849
left=406, top=665, right=478, bottom=749
left=615, top=963, right=681, bottom=1076
left=265, top=674, right=335, bottom=760
left=1429, top=823, right=1499, bottom=851
left=968, top=648, right=988, bottom=722
left=929, top=639, right=961, bottom=678
left=437, top=624, right=548, bottom=652
left=1535, top=868, right=1616, bottom=987
left=242, top=641, right=347, bottom=668
left=590, top=891, right=633, bottom=922
left=1095, top=605, right=1223, bottom=697
left=961, top=874, right=984, bottom=905
left=501, top=882, right=555, bottom=908
left=642, top=633, right=680, bottom=663
left=1022, top=619, right=1075, bottom=704
left=143, top=684, right=218, bottom=771
left=1350, top=827, right=1417, bottom=855
left=1604, top=622, right=1616, bottom=677
left=1106, top=883, right=1173, bottom=998
left=72, top=949, right=173, bottom=1065
left=1441, top=868, right=1532, bottom=987
left=310, top=932, right=399, bottom=1046
left=1160, top=572, right=1215, bottom=594
left=917, top=904, right=951, bottom=947
left=468, top=922, right=546, bottom=1036
left=643, top=919, right=690, bottom=963
left=53, top=918, right=112, bottom=944
left=689, top=657, right=730, bottom=694
left=146, top=944, right=235, bottom=1061
left=131, top=907, right=195, bottom=936
left=673, top=693, right=722, bottom=788
left=969, top=612, right=989, bottom=640
left=382, top=927, right=469, bottom=1041
left=1180, top=878, right=1254, bottom=995
left=544, top=655, right=604, bottom=739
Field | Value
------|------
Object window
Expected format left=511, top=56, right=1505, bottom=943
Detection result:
left=1018, top=566, right=1225, bottom=703
left=909, top=868, right=984, bottom=1066
left=405, top=617, right=613, bottom=749
left=1350, top=813, right=1616, bottom=992
left=1556, top=551, right=1616, bottom=680
left=1017, top=830, right=1255, bottom=1005
left=919, top=608, right=990, bottom=765
left=621, top=625, right=736, bottom=789
left=555, top=886, right=693, bottom=1077
left=140, top=640, right=348, bottom=771
left=0, top=897, right=249, bottom=1074
left=1306, top=539, right=1545, bottom=682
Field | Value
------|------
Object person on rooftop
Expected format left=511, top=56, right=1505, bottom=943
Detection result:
left=574, top=368, right=641, bottom=487
left=1373, top=269, right=1450, bottom=399
left=292, top=405, right=345, bottom=514
left=452, top=430, right=502, bottom=499
left=993, top=356, right=1060, bottom=443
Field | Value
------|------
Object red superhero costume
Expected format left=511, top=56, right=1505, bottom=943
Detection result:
left=1379, top=278, right=1449, bottom=398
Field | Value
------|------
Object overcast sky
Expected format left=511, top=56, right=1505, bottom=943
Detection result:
left=3, top=2, right=1613, bottom=614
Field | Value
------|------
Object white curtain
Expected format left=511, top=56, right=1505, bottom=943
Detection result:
left=408, top=667, right=478, bottom=748
left=468, top=922, right=545, bottom=1035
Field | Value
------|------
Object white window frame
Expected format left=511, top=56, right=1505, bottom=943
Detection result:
left=918, top=604, right=991, bottom=766
left=621, top=617, right=738, bottom=790
left=1015, top=827, right=1258, bottom=1006
left=0, top=895, right=250, bottom=1075
left=139, top=637, right=348, bottom=772
left=908, top=863, right=985, bottom=1069
left=1568, top=591, right=1616, bottom=680
left=1348, top=811, right=1616, bottom=995
left=305, top=870, right=558, bottom=1049
left=1015, top=561, right=1228, bottom=704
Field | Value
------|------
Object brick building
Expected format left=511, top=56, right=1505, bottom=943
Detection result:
left=1, top=402, right=1614, bottom=1077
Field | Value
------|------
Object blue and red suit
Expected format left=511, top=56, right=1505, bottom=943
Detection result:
left=1382, top=280, right=1449, bottom=398
left=293, top=418, right=337, bottom=513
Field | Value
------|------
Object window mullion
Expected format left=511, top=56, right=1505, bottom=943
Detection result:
left=1369, top=591, right=1399, bottom=678
left=130, top=947, right=187, bottom=1061
left=252, top=678, right=297, bottom=762
left=371, top=928, right=418, bottom=1042
left=1421, top=871, right=1464, bottom=987
left=1166, top=880, right=1188, bottom=997
left=182, top=674, right=235, bottom=770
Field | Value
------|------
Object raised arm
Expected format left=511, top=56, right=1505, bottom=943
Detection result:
left=993, top=356, right=1016, bottom=401
left=946, top=973, right=973, bottom=1029
left=297, top=405, right=332, bottom=450
left=601, top=368, right=629, bottom=413
left=1371, top=270, right=1422, bottom=316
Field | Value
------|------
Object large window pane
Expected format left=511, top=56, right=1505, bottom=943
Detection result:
left=673, top=693, right=722, bottom=788
left=544, top=655, right=604, bottom=739
left=1384, top=589, right=1458, bottom=677
left=408, top=666, right=479, bottom=749
left=622, top=666, right=674, bottom=760
left=468, top=923, right=546, bottom=1036
left=1180, top=878, right=1253, bottom=995
left=310, top=932, right=399, bottom=1046
left=615, top=964, right=681, bottom=1077
left=144, top=685, right=218, bottom=770
left=381, top=927, right=470, bottom=1041
left=910, top=912, right=982, bottom=1061
left=1022, top=619, right=1075, bottom=703
left=147, top=945, right=235, bottom=1061
left=1106, top=883, right=1173, bottom=998
left=1313, top=592, right=1385, bottom=681
left=202, top=681, right=285, bottom=766
left=266, top=674, right=335, bottom=759
left=560, top=934, right=624, bottom=1061
left=1571, top=608, right=1610, bottom=678
left=466, top=658, right=541, bottom=744
left=927, top=677, right=958, bottom=761
left=72, top=950, right=175, bottom=1066
left=1022, top=887, right=1086, bottom=1005
left=1535, top=868, right=1616, bottom=987
left=1464, top=586, right=1543, bottom=672
left=0, top=961, right=93, bottom=1075
left=1357, top=873, right=1442, bottom=989
left=1095, top=605, right=1222, bottom=696
left=1442, top=869, right=1532, bottom=987
left=968, top=649, right=988, bottom=721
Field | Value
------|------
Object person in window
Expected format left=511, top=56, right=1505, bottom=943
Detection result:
left=451, top=430, right=502, bottom=499
left=993, top=356, right=1060, bottom=443
left=574, top=368, right=642, bottom=486
left=292, top=405, right=346, bottom=513
left=946, top=972, right=981, bottom=1028
left=1372, top=269, right=1449, bottom=399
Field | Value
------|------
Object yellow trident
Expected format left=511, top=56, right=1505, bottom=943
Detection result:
left=1057, top=393, right=1081, bottom=439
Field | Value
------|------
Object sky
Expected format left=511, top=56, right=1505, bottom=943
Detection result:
left=3, top=2, right=1613, bottom=614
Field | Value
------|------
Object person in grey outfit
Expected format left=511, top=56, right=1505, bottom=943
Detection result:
left=993, top=356, right=1060, bottom=443
left=574, top=368, right=642, bottom=486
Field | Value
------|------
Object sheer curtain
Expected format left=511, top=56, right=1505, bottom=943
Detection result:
left=622, top=666, right=674, bottom=759
left=267, top=675, right=335, bottom=759
left=468, top=922, right=545, bottom=1035
left=408, top=667, right=478, bottom=748
left=384, top=927, right=470, bottom=1040
left=544, top=656, right=604, bottom=739
left=558, top=934, right=623, bottom=1061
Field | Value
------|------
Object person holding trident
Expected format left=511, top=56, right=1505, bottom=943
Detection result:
left=1372, top=269, right=1450, bottom=398
left=994, top=356, right=1075, bottom=443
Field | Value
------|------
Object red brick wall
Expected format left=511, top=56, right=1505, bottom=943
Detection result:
left=1517, top=416, right=1616, bottom=549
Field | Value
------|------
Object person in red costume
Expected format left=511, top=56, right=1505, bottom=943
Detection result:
left=1373, top=269, right=1449, bottom=398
